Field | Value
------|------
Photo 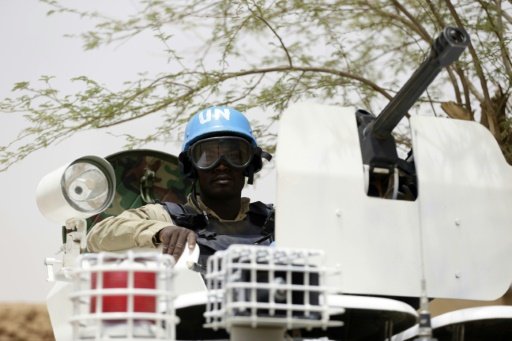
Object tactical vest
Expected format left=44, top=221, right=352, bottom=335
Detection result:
left=161, top=201, right=275, bottom=269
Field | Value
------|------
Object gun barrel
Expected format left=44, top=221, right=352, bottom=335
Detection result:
left=372, top=27, right=470, bottom=138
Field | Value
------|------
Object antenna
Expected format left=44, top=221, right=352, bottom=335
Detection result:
left=415, top=190, right=437, bottom=341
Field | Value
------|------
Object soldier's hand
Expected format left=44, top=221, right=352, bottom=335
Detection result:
left=158, top=226, right=197, bottom=261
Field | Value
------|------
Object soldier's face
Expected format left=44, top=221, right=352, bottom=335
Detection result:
left=196, top=160, right=245, bottom=200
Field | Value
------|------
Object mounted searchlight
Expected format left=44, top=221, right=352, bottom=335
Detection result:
left=36, top=155, right=116, bottom=224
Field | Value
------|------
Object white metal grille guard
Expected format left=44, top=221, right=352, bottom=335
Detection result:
left=69, top=251, right=177, bottom=341
left=204, top=245, right=343, bottom=331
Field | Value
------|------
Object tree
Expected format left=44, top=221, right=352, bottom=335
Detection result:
left=1, top=0, right=511, bottom=171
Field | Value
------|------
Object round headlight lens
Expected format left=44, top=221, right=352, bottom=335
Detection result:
left=62, top=160, right=114, bottom=214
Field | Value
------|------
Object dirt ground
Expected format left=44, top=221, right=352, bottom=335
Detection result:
left=0, top=303, right=54, bottom=341
left=0, top=292, right=510, bottom=341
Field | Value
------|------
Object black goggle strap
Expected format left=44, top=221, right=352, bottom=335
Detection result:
left=261, top=150, right=272, bottom=162
left=246, top=148, right=272, bottom=185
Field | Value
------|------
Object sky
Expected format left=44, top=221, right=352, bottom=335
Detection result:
left=0, top=1, right=275, bottom=302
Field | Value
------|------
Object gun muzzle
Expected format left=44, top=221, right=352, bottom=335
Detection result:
left=371, top=26, right=470, bottom=139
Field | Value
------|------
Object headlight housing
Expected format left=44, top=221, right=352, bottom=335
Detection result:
left=36, top=156, right=116, bottom=224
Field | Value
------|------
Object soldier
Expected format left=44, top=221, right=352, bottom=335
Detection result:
left=87, top=106, right=274, bottom=268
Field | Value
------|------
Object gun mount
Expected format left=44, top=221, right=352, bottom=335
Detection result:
left=357, top=27, right=470, bottom=200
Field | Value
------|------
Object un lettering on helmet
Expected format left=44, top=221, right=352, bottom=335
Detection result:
left=198, top=108, right=231, bottom=124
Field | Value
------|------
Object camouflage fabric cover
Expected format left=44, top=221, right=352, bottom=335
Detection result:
left=85, top=149, right=193, bottom=233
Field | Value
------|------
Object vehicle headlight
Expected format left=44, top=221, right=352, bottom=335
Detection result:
left=36, top=156, right=116, bottom=224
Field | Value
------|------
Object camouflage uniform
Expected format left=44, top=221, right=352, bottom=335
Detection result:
left=86, top=194, right=251, bottom=252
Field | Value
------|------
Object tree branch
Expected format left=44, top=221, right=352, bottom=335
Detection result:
left=250, top=8, right=293, bottom=67
left=390, top=0, right=432, bottom=42
left=479, top=0, right=512, bottom=77
left=443, top=0, right=495, bottom=134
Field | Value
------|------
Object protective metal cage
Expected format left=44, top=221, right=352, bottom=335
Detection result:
left=204, top=245, right=340, bottom=331
left=70, top=251, right=177, bottom=341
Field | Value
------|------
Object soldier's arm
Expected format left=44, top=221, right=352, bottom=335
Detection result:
left=86, top=204, right=173, bottom=252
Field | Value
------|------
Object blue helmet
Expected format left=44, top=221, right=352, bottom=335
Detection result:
left=182, top=106, right=257, bottom=153
left=178, top=106, right=271, bottom=184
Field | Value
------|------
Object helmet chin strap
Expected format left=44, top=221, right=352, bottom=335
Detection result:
left=191, top=180, right=210, bottom=223
left=246, top=150, right=272, bottom=185
left=247, top=172, right=255, bottom=185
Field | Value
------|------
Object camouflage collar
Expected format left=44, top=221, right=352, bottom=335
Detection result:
left=186, top=194, right=250, bottom=222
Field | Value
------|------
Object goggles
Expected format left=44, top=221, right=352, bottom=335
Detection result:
left=188, top=136, right=254, bottom=170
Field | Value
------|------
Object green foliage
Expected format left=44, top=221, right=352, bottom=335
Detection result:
left=1, top=0, right=511, bottom=170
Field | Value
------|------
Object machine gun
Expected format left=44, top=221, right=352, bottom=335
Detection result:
left=277, top=25, right=512, bottom=340
left=357, top=27, right=470, bottom=200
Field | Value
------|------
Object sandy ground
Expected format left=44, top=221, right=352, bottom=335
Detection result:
left=0, top=303, right=54, bottom=341
left=430, top=287, right=512, bottom=316
left=0, top=291, right=510, bottom=341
